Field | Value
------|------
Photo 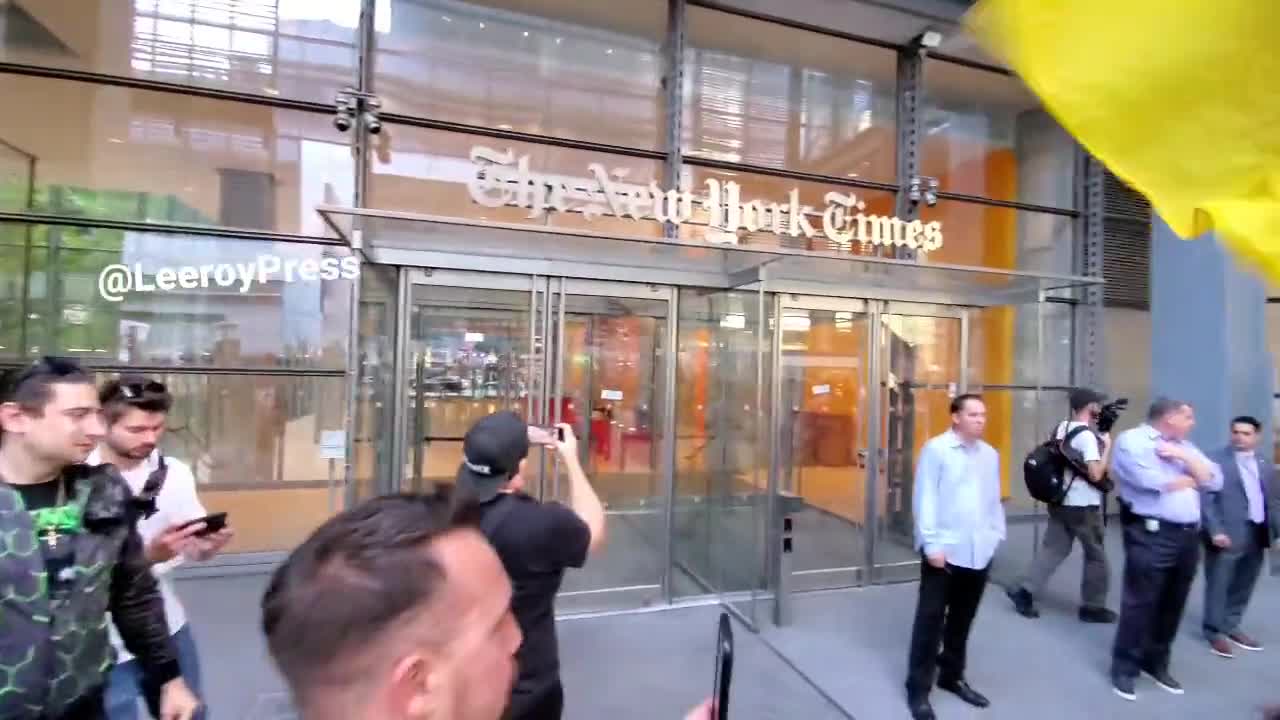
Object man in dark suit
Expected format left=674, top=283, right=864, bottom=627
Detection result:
left=1201, top=415, right=1279, bottom=657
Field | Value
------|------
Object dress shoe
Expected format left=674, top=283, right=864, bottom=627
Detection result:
left=1079, top=606, right=1118, bottom=623
left=906, top=697, right=936, bottom=720
left=1006, top=587, right=1039, bottom=618
left=1228, top=631, right=1263, bottom=651
left=937, top=677, right=990, bottom=708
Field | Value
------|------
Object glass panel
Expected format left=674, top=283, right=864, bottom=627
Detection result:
left=683, top=7, right=898, bottom=182
left=403, top=284, right=533, bottom=494
left=922, top=61, right=1076, bottom=209
left=918, top=200, right=1075, bottom=275
left=376, top=0, right=665, bottom=150
left=0, top=0, right=360, bottom=103
left=967, top=301, right=1073, bottom=390
left=678, top=168, right=899, bottom=257
left=0, top=74, right=354, bottom=236
left=557, top=290, right=668, bottom=611
left=354, top=264, right=399, bottom=502
left=0, top=222, right=353, bottom=368
left=983, top=389, right=1068, bottom=587
left=91, top=370, right=346, bottom=553
left=875, top=313, right=962, bottom=581
left=0, top=139, right=34, bottom=212
left=673, top=288, right=767, bottom=623
left=778, top=305, right=870, bottom=591
left=367, top=124, right=665, bottom=239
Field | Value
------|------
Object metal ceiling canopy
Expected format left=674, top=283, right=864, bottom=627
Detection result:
left=316, top=204, right=1102, bottom=307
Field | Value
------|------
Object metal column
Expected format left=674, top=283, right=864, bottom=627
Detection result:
left=893, top=44, right=925, bottom=261
left=1075, top=151, right=1106, bottom=390
left=661, top=0, right=687, bottom=240
left=341, top=0, right=379, bottom=505
left=660, top=286, right=680, bottom=605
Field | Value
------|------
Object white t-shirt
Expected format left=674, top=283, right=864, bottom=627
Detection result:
left=1056, top=420, right=1102, bottom=507
left=87, top=448, right=206, bottom=663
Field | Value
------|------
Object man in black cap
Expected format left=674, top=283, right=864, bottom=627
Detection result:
left=454, top=411, right=607, bottom=720
left=1008, top=388, right=1118, bottom=622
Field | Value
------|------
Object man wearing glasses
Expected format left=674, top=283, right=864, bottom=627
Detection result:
left=0, top=357, right=200, bottom=720
left=89, top=375, right=234, bottom=720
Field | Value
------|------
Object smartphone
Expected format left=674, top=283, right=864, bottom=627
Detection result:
left=178, top=512, right=228, bottom=537
left=527, top=425, right=566, bottom=445
left=712, top=611, right=733, bottom=720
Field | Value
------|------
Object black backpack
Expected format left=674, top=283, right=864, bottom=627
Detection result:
left=1023, top=424, right=1090, bottom=504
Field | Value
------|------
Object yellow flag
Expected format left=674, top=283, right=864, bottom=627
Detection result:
left=965, top=1, right=1280, bottom=281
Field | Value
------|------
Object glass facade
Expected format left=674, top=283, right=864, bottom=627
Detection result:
left=1, top=0, right=1087, bottom=611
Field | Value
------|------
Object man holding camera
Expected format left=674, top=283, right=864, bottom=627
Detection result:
left=1008, top=388, right=1117, bottom=623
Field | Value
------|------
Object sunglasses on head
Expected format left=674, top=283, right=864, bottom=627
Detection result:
left=0, top=356, right=85, bottom=402
left=110, top=380, right=167, bottom=402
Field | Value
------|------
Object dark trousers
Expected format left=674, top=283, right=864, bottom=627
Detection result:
left=1110, top=518, right=1200, bottom=679
left=1020, top=504, right=1110, bottom=608
left=510, top=682, right=564, bottom=720
left=1202, top=523, right=1268, bottom=640
left=905, top=558, right=989, bottom=700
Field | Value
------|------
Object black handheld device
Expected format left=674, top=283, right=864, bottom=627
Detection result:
left=178, top=512, right=228, bottom=537
left=712, top=611, right=733, bottom=720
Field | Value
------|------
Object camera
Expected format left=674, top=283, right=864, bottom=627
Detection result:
left=1096, top=397, right=1128, bottom=434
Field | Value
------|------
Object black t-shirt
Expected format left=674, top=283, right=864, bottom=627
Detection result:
left=14, top=476, right=80, bottom=598
left=478, top=493, right=591, bottom=699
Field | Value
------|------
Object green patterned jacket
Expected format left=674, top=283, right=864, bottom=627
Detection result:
left=0, top=463, right=179, bottom=719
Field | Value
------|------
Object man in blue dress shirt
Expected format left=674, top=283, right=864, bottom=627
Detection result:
left=905, top=394, right=1006, bottom=720
left=1109, top=397, right=1222, bottom=701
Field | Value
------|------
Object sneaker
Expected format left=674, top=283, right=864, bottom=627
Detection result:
left=1112, top=674, right=1136, bottom=701
left=1079, top=606, right=1118, bottom=623
left=1210, top=637, right=1235, bottom=658
left=1007, top=587, right=1040, bottom=618
left=1228, top=632, right=1263, bottom=651
left=1142, top=668, right=1184, bottom=695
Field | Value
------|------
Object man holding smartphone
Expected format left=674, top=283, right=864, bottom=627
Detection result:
left=453, top=411, right=607, bottom=720
left=89, top=375, right=234, bottom=720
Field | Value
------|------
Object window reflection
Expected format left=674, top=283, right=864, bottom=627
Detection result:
left=0, top=74, right=353, bottom=235
left=375, top=0, right=665, bottom=149
left=922, top=61, right=1075, bottom=208
left=92, top=370, right=347, bottom=553
left=0, top=0, right=360, bottom=102
left=683, top=7, right=897, bottom=181
left=0, top=223, right=352, bottom=368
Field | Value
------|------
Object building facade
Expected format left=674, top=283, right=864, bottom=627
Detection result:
left=1, top=0, right=1118, bottom=626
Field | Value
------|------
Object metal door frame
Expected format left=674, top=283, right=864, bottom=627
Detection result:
left=870, top=302, right=969, bottom=584
left=393, top=268, right=681, bottom=606
left=768, top=295, right=974, bottom=609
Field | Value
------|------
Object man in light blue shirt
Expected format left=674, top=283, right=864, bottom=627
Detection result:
left=905, top=394, right=1005, bottom=720
left=1109, top=397, right=1222, bottom=702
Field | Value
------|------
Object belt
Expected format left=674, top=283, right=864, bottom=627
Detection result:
left=1121, top=507, right=1198, bottom=531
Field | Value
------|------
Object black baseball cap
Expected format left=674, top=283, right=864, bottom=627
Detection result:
left=1069, top=388, right=1107, bottom=413
left=455, top=411, right=530, bottom=503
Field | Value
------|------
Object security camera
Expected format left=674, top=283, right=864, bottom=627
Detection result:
left=333, top=113, right=353, bottom=132
left=364, top=112, right=382, bottom=135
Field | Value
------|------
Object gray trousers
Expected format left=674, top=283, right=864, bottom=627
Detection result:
left=1020, top=504, right=1110, bottom=608
left=1202, top=523, right=1267, bottom=640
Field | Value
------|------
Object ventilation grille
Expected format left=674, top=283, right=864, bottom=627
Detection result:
left=1101, top=169, right=1152, bottom=310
